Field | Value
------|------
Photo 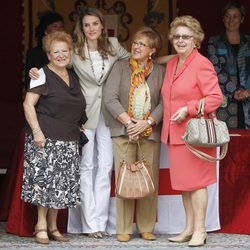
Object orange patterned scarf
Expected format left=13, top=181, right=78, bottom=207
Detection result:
left=128, top=57, right=153, bottom=137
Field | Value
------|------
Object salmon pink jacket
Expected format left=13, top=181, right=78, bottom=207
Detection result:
left=161, top=49, right=223, bottom=145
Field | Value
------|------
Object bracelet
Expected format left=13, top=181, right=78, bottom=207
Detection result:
left=32, top=128, right=41, bottom=134
left=124, top=120, right=132, bottom=128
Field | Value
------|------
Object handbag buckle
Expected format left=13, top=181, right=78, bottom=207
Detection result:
left=130, top=163, right=138, bottom=172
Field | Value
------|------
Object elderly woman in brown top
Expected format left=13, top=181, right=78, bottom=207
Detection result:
left=21, top=31, right=86, bottom=244
left=104, top=26, right=165, bottom=242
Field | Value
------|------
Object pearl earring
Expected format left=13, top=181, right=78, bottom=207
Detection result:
left=149, top=54, right=152, bottom=60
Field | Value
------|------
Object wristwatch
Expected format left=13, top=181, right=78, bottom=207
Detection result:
left=146, top=119, right=152, bottom=126
left=124, top=120, right=132, bottom=127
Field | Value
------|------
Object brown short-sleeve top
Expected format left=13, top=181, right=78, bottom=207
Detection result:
left=27, top=65, right=86, bottom=141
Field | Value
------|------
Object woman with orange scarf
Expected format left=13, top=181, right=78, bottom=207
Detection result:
left=104, top=26, right=165, bottom=242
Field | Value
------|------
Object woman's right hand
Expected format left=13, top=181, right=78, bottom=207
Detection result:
left=126, top=118, right=149, bottom=137
left=170, top=106, right=188, bottom=124
left=29, top=67, right=40, bottom=80
left=234, top=89, right=249, bottom=101
left=80, top=124, right=85, bottom=132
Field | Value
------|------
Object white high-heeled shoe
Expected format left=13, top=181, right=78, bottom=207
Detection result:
left=168, top=234, right=193, bottom=243
left=188, top=232, right=207, bottom=247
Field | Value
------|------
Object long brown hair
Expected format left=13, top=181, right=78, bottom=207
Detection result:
left=73, top=7, right=116, bottom=60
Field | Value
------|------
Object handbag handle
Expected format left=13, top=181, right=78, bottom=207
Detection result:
left=197, top=98, right=217, bottom=120
left=122, top=140, right=145, bottom=161
left=183, top=139, right=228, bottom=162
left=197, top=98, right=205, bottom=117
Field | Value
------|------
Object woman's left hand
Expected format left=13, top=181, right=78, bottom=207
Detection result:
left=126, top=118, right=149, bottom=136
left=170, top=106, right=188, bottom=124
left=129, top=134, right=139, bottom=142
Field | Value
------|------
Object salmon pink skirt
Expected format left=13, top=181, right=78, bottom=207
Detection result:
left=168, top=144, right=217, bottom=191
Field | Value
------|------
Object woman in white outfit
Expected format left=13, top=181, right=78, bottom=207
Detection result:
left=67, top=7, right=130, bottom=238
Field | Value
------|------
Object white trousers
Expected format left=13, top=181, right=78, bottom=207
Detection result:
left=68, top=114, right=113, bottom=233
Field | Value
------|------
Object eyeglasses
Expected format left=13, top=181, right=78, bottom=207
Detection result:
left=132, top=41, right=150, bottom=48
left=50, top=50, right=70, bottom=57
left=173, top=34, right=193, bottom=40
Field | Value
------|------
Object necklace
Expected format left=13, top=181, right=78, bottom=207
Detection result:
left=48, top=64, right=68, bottom=79
left=86, top=41, right=105, bottom=82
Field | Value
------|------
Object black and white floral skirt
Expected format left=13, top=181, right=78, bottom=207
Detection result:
left=21, top=134, right=80, bottom=209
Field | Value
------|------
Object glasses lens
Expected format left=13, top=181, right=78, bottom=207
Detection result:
left=182, top=35, right=192, bottom=40
left=173, top=35, right=192, bottom=40
left=132, top=41, right=148, bottom=47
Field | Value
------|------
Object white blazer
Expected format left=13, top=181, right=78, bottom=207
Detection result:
left=72, top=37, right=130, bottom=129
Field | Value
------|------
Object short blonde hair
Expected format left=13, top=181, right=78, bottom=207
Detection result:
left=168, top=15, right=204, bottom=49
left=133, top=26, right=162, bottom=58
left=43, top=31, right=73, bottom=53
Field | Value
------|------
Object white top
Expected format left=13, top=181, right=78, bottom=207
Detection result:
left=89, top=51, right=109, bottom=82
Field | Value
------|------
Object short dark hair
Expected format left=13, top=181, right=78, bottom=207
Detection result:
left=35, top=12, right=64, bottom=47
left=222, top=0, right=246, bottom=17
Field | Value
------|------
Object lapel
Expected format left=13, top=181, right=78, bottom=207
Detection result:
left=172, top=49, right=198, bottom=83
left=169, top=56, right=178, bottom=85
left=99, top=53, right=114, bottom=84
left=84, top=60, right=96, bottom=82
left=83, top=43, right=99, bottom=83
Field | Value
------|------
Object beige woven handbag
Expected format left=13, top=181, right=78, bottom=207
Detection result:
left=182, top=99, right=230, bottom=162
left=116, top=141, right=155, bottom=199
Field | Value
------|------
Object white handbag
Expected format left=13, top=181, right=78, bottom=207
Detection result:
left=182, top=99, right=230, bottom=162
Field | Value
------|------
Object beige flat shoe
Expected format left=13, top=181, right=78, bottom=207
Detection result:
left=33, top=228, right=49, bottom=244
left=117, top=234, right=131, bottom=242
left=140, top=232, right=156, bottom=240
left=48, top=229, right=69, bottom=242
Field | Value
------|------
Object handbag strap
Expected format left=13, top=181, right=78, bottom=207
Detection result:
left=183, top=139, right=228, bottom=162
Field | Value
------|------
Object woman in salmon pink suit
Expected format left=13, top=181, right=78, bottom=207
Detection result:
left=161, top=16, right=223, bottom=247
